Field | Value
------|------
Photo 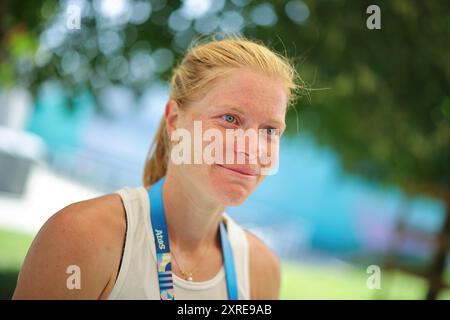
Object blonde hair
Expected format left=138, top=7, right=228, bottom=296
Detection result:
left=143, top=35, right=301, bottom=187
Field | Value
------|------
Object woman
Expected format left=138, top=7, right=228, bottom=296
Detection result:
left=13, top=36, right=300, bottom=300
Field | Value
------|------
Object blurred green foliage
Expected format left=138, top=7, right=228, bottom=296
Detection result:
left=0, top=0, right=449, bottom=202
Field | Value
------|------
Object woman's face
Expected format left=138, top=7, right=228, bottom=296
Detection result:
left=166, top=68, right=287, bottom=206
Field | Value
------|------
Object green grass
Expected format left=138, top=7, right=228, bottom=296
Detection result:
left=0, top=228, right=34, bottom=299
left=281, top=261, right=450, bottom=299
left=0, top=228, right=34, bottom=268
left=1, top=228, right=449, bottom=300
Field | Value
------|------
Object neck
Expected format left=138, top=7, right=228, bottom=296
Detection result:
left=161, top=166, right=225, bottom=253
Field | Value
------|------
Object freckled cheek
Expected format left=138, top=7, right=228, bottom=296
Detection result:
left=201, top=121, right=223, bottom=133
left=183, top=117, right=212, bottom=154
left=199, top=123, right=228, bottom=157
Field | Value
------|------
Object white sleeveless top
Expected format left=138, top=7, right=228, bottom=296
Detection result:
left=107, top=186, right=251, bottom=300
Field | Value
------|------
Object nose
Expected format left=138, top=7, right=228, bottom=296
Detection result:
left=233, top=130, right=259, bottom=165
left=235, top=141, right=258, bottom=162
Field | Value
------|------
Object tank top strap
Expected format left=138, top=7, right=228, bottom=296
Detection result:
left=222, top=212, right=251, bottom=300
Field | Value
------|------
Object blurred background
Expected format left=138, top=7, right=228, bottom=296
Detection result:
left=0, top=0, right=449, bottom=299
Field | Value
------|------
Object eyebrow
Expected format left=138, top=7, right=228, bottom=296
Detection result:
left=227, top=106, right=246, bottom=116
left=219, top=104, right=286, bottom=130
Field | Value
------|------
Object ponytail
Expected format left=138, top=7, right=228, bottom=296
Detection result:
left=143, top=117, right=169, bottom=187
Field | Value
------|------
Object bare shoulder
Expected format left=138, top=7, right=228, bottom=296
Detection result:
left=13, top=192, right=126, bottom=299
left=244, top=230, right=281, bottom=300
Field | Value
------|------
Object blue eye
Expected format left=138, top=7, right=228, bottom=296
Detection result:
left=266, top=128, right=278, bottom=135
left=222, top=114, right=236, bottom=123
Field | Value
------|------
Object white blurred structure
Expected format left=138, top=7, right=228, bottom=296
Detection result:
left=0, top=87, right=46, bottom=196
left=0, top=126, right=47, bottom=194
left=0, top=87, right=32, bottom=130
left=0, top=163, right=101, bottom=234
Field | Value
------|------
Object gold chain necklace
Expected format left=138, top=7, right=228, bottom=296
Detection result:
left=171, top=244, right=211, bottom=281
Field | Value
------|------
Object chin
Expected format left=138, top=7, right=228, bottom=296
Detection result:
left=208, top=165, right=259, bottom=206
left=216, top=188, right=249, bottom=206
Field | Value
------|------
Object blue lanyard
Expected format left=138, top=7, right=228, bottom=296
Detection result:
left=148, top=177, right=238, bottom=300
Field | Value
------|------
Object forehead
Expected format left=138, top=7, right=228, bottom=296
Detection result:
left=200, top=69, right=288, bottom=117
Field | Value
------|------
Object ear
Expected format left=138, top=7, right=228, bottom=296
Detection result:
left=164, top=99, right=179, bottom=137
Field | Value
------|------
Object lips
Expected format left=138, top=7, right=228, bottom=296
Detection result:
left=215, top=164, right=259, bottom=176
